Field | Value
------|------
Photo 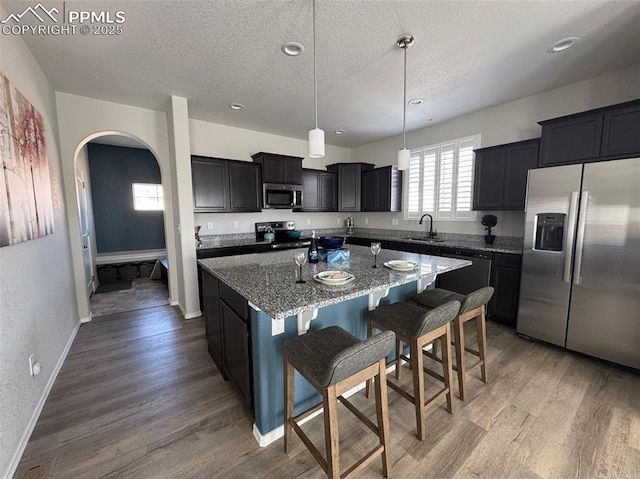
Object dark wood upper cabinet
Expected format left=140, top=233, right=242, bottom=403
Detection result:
left=473, top=139, right=538, bottom=210
left=228, top=161, right=262, bottom=212
left=192, top=156, right=261, bottom=213
left=502, top=140, right=539, bottom=209
left=601, top=101, right=640, bottom=158
left=192, top=156, right=229, bottom=212
left=362, top=166, right=402, bottom=212
left=251, top=152, right=303, bottom=184
left=300, top=169, right=337, bottom=212
left=539, top=112, right=602, bottom=166
left=326, top=162, right=374, bottom=212
left=539, top=99, right=640, bottom=167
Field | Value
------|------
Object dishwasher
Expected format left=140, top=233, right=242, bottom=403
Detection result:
left=437, top=248, right=492, bottom=295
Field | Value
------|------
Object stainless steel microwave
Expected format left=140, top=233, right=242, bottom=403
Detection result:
left=263, top=183, right=303, bottom=209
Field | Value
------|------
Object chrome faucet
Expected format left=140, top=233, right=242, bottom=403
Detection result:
left=419, top=213, right=437, bottom=238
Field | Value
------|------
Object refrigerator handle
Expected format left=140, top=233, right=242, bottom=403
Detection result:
left=563, top=191, right=580, bottom=283
left=573, top=191, right=589, bottom=286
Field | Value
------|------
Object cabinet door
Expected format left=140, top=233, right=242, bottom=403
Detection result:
left=473, top=148, right=505, bottom=210
left=192, top=157, right=229, bottom=212
left=489, top=253, right=521, bottom=326
left=539, top=112, right=603, bottom=166
left=259, top=155, right=284, bottom=183
left=502, top=140, right=539, bottom=210
left=601, top=102, right=640, bottom=158
left=319, top=172, right=337, bottom=211
left=361, top=169, right=377, bottom=211
left=284, top=158, right=303, bottom=184
left=385, top=240, right=440, bottom=256
left=302, top=169, right=320, bottom=210
left=202, top=271, right=226, bottom=377
left=229, top=162, right=262, bottom=212
left=338, top=164, right=362, bottom=211
left=220, top=301, right=252, bottom=408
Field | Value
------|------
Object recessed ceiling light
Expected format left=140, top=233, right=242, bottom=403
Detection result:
left=335, top=130, right=346, bottom=135
left=548, top=36, right=579, bottom=53
left=229, top=103, right=244, bottom=110
left=408, top=98, right=423, bottom=106
left=421, top=117, right=434, bottom=123
left=282, top=41, right=304, bottom=56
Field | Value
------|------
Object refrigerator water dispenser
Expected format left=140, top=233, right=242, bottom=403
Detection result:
left=534, top=213, right=565, bottom=252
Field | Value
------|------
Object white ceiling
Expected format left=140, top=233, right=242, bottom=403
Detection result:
left=6, top=0, right=640, bottom=148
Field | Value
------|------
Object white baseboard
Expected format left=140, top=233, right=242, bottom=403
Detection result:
left=176, top=302, right=201, bottom=320
left=5, top=319, right=81, bottom=479
left=80, top=311, right=93, bottom=323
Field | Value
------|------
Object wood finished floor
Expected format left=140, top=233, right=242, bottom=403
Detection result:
left=15, top=305, right=640, bottom=479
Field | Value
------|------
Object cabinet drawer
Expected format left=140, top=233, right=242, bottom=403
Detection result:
left=492, top=252, right=521, bottom=268
left=219, top=281, right=249, bottom=319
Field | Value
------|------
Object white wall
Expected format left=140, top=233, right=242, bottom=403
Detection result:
left=0, top=29, right=78, bottom=479
left=351, top=64, right=640, bottom=237
left=54, top=93, right=182, bottom=314
left=189, top=119, right=352, bottom=235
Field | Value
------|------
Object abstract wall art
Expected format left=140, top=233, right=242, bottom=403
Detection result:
left=0, top=71, right=55, bottom=247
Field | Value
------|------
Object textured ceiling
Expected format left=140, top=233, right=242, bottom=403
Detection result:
left=4, top=0, right=640, bottom=148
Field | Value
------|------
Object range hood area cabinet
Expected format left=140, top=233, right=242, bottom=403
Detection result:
left=192, top=155, right=262, bottom=213
left=326, top=162, right=374, bottom=212
left=300, top=168, right=337, bottom=212
left=538, top=99, right=640, bottom=167
left=251, top=152, right=303, bottom=185
left=361, top=166, right=402, bottom=212
left=473, top=139, right=539, bottom=210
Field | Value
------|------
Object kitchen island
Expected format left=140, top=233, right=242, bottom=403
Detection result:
left=198, top=245, right=470, bottom=446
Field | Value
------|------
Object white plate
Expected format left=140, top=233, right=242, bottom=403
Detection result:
left=384, top=260, right=418, bottom=271
left=314, top=271, right=354, bottom=285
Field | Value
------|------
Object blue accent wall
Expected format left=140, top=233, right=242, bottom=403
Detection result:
left=88, top=143, right=165, bottom=253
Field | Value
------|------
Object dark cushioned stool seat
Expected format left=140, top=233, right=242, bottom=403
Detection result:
left=366, top=300, right=460, bottom=441
left=412, top=287, right=494, bottom=401
left=283, top=326, right=395, bottom=478
left=283, top=326, right=394, bottom=388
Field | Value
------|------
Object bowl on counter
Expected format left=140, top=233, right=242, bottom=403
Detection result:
left=287, top=230, right=302, bottom=239
left=319, top=236, right=346, bottom=249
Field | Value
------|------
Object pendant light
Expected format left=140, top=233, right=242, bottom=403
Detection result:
left=308, top=0, right=325, bottom=158
left=397, top=35, right=414, bottom=170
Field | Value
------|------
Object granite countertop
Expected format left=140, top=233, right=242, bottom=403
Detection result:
left=198, top=229, right=523, bottom=255
left=198, top=245, right=471, bottom=321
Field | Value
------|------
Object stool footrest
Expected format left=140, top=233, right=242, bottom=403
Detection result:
left=342, top=444, right=385, bottom=479
left=465, top=346, right=480, bottom=357
left=290, top=419, right=327, bottom=471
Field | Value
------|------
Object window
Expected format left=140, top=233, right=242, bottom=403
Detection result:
left=404, top=135, right=480, bottom=220
left=132, top=183, right=164, bottom=211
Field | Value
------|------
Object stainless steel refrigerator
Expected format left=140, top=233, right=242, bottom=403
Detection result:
left=517, top=157, right=640, bottom=369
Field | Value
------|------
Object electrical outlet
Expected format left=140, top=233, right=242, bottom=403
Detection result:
left=392, top=218, right=399, bottom=226
left=233, top=220, right=239, bottom=229
left=306, top=218, right=311, bottom=226
left=207, top=222, right=213, bottom=230
left=28, top=354, right=41, bottom=376
left=364, top=218, right=369, bottom=225
left=336, top=218, right=341, bottom=225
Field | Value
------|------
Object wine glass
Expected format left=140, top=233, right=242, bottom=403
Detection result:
left=371, top=242, right=381, bottom=268
left=294, top=251, right=307, bottom=283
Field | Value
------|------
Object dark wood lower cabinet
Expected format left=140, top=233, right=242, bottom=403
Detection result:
left=489, top=253, right=522, bottom=326
left=200, top=268, right=253, bottom=409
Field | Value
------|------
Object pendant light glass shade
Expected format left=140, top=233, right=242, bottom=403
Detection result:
left=398, top=147, right=410, bottom=170
left=397, top=35, right=414, bottom=171
left=309, top=127, right=325, bottom=158
left=308, top=0, right=325, bottom=158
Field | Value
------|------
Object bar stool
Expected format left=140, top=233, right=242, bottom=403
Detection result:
left=412, top=287, right=494, bottom=401
left=366, top=300, right=461, bottom=441
left=283, top=326, right=395, bottom=479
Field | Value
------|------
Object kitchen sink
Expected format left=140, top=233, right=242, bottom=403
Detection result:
left=399, top=237, right=445, bottom=243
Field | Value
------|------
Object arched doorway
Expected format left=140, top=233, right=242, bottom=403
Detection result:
left=73, top=131, right=171, bottom=319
